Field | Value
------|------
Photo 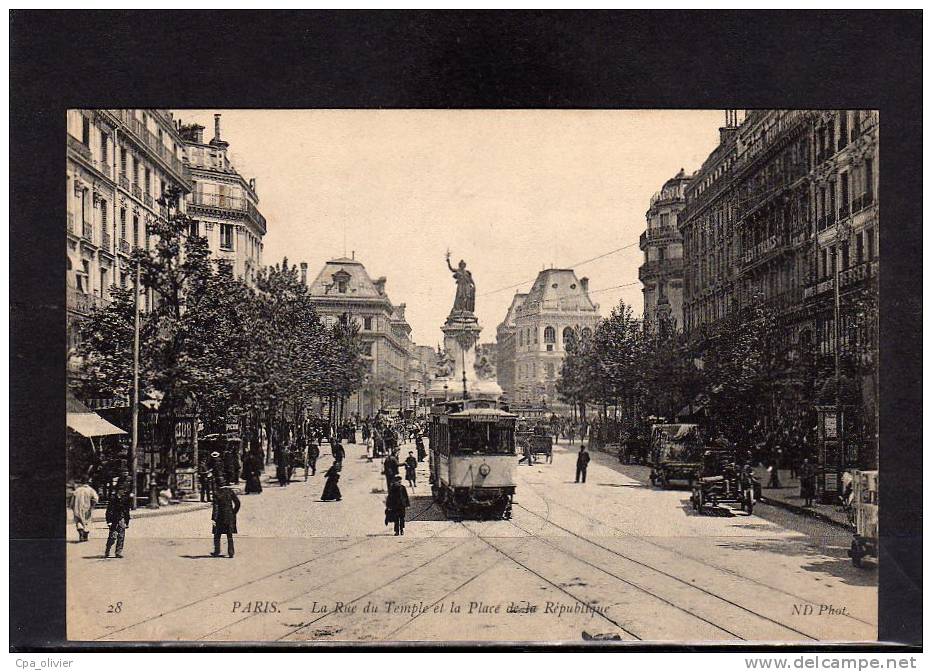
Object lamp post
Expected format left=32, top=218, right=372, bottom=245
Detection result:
left=379, top=386, right=384, bottom=412
left=443, top=383, right=449, bottom=402
left=412, top=390, right=419, bottom=420
left=398, top=385, right=404, bottom=413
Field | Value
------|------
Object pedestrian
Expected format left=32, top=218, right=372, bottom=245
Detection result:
left=767, top=462, right=781, bottom=489
left=415, top=434, right=426, bottom=463
left=365, top=434, right=374, bottom=462
left=518, top=442, right=534, bottom=465
left=308, top=442, right=320, bottom=476
left=197, top=459, right=213, bottom=502
left=243, top=450, right=263, bottom=494
left=799, top=458, right=816, bottom=507
left=104, top=485, right=131, bottom=559
left=332, top=440, right=345, bottom=464
left=321, top=462, right=342, bottom=502
left=385, top=474, right=410, bottom=536
left=404, top=451, right=418, bottom=488
left=71, top=479, right=99, bottom=543
left=383, top=452, right=399, bottom=492
left=575, top=444, right=591, bottom=484
left=567, top=424, right=576, bottom=446
left=210, top=482, right=241, bottom=558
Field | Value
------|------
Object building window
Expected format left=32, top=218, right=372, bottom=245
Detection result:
left=100, top=132, right=109, bottom=166
left=364, top=317, right=373, bottom=330
left=145, top=168, right=151, bottom=196
left=866, top=227, right=875, bottom=260
left=838, top=111, right=848, bottom=149
left=120, top=148, right=127, bottom=178
left=864, top=158, right=874, bottom=201
left=133, top=215, right=139, bottom=248
left=100, top=199, right=108, bottom=238
left=855, top=231, right=864, bottom=264
left=81, top=116, right=90, bottom=147
left=120, top=208, right=127, bottom=241
left=840, top=172, right=849, bottom=212
left=563, top=327, right=576, bottom=348
left=220, top=224, right=234, bottom=250
left=189, top=221, right=199, bottom=238
left=543, top=326, right=555, bottom=343
left=841, top=241, right=850, bottom=271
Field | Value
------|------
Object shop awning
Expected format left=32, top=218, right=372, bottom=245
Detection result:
left=67, top=412, right=127, bottom=438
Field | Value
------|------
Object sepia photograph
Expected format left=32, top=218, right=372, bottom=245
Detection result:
left=63, top=107, right=881, bottom=644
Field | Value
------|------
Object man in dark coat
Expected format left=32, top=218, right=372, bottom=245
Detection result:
left=575, top=444, right=591, bottom=484
left=799, top=458, right=817, bottom=507
left=332, top=440, right=345, bottom=464
left=308, top=442, right=320, bottom=476
left=404, top=451, right=418, bottom=488
left=385, top=474, right=410, bottom=536
left=104, top=486, right=131, bottom=558
left=383, top=453, right=399, bottom=491
left=198, top=459, right=213, bottom=502
left=211, top=484, right=241, bottom=558
left=415, top=434, right=426, bottom=462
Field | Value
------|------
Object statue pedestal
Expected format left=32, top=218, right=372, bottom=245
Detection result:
left=441, top=312, right=501, bottom=399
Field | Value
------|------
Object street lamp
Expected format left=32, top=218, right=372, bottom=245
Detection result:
left=398, top=385, right=404, bottom=413
left=412, top=390, right=420, bottom=420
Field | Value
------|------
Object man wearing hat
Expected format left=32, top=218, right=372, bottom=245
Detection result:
left=385, top=474, right=410, bottom=536
left=210, top=475, right=241, bottom=558
left=71, top=479, right=99, bottom=542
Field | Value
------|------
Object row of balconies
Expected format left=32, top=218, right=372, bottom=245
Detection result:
left=801, top=260, right=878, bottom=300
left=67, top=287, right=108, bottom=315
left=638, top=225, right=680, bottom=249
left=816, top=192, right=876, bottom=232
left=638, top=258, right=685, bottom=281
left=815, top=125, right=872, bottom=165
left=108, top=109, right=188, bottom=181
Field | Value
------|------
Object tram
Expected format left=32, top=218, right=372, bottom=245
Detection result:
left=428, top=398, right=517, bottom=519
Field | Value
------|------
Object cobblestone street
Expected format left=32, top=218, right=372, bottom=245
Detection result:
left=68, top=437, right=876, bottom=643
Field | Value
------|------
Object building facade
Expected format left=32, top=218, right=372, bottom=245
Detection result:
left=305, top=256, right=413, bottom=417
left=679, top=109, right=879, bottom=469
left=67, top=109, right=192, bottom=352
left=640, top=168, right=691, bottom=333
left=495, top=292, right=527, bottom=403
left=177, top=114, right=267, bottom=287
left=510, top=269, right=600, bottom=411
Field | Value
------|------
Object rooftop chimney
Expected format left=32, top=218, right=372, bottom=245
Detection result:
left=210, top=113, right=229, bottom=148
left=580, top=277, right=589, bottom=293
left=374, top=276, right=386, bottom=295
left=249, top=177, right=256, bottom=193
left=300, top=262, right=308, bottom=285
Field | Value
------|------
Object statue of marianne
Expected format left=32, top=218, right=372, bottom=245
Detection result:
left=446, top=251, right=476, bottom=314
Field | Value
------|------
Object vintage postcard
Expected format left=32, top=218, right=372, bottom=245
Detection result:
left=64, top=108, right=879, bottom=644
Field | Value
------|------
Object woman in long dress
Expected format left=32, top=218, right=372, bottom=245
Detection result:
left=321, top=462, right=342, bottom=502
left=243, top=451, right=263, bottom=494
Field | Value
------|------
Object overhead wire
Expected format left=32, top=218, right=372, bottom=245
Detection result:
left=479, top=241, right=641, bottom=297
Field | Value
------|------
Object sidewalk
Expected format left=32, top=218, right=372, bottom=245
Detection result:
left=753, top=467, right=852, bottom=530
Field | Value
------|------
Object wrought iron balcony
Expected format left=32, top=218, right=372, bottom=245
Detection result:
left=742, top=235, right=784, bottom=266
left=132, top=184, right=142, bottom=199
left=839, top=202, right=850, bottom=220
left=81, top=221, right=93, bottom=243
left=144, top=193, right=153, bottom=207
left=119, top=239, right=130, bottom=254
left=119, top=175, right=130, bottom=191
left=101, top=231, right=111, bottom=252
left=639, top=225, right=680, bottom=249
left=190, top=191, right=248, bottom=211
left=638, top=258, right=684, bottom=281
left=67, top=287, right=105, bottom=314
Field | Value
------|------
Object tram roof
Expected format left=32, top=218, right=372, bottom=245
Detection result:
left=448, top=407, right=517, bottom=419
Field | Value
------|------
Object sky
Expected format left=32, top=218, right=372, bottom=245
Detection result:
left=176, top=109, right=725, bottom=346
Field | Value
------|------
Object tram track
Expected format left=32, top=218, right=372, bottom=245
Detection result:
left=517, top=477, right=876, bottom=631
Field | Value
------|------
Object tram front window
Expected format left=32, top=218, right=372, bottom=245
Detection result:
left=449, top=421, right=515, bottom=455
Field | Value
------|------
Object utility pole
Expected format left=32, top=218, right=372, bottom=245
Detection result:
left=461, top=346, right=468, bottom=400
left=832, top=219, right=849, bottom=500
left=130, top=259, right=141, bottom=509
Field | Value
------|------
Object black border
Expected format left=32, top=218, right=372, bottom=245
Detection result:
left=10, top=10, right=922, bottom=651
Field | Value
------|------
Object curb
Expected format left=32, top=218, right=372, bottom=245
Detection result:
left=759, top=494, right=852, bottom=531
